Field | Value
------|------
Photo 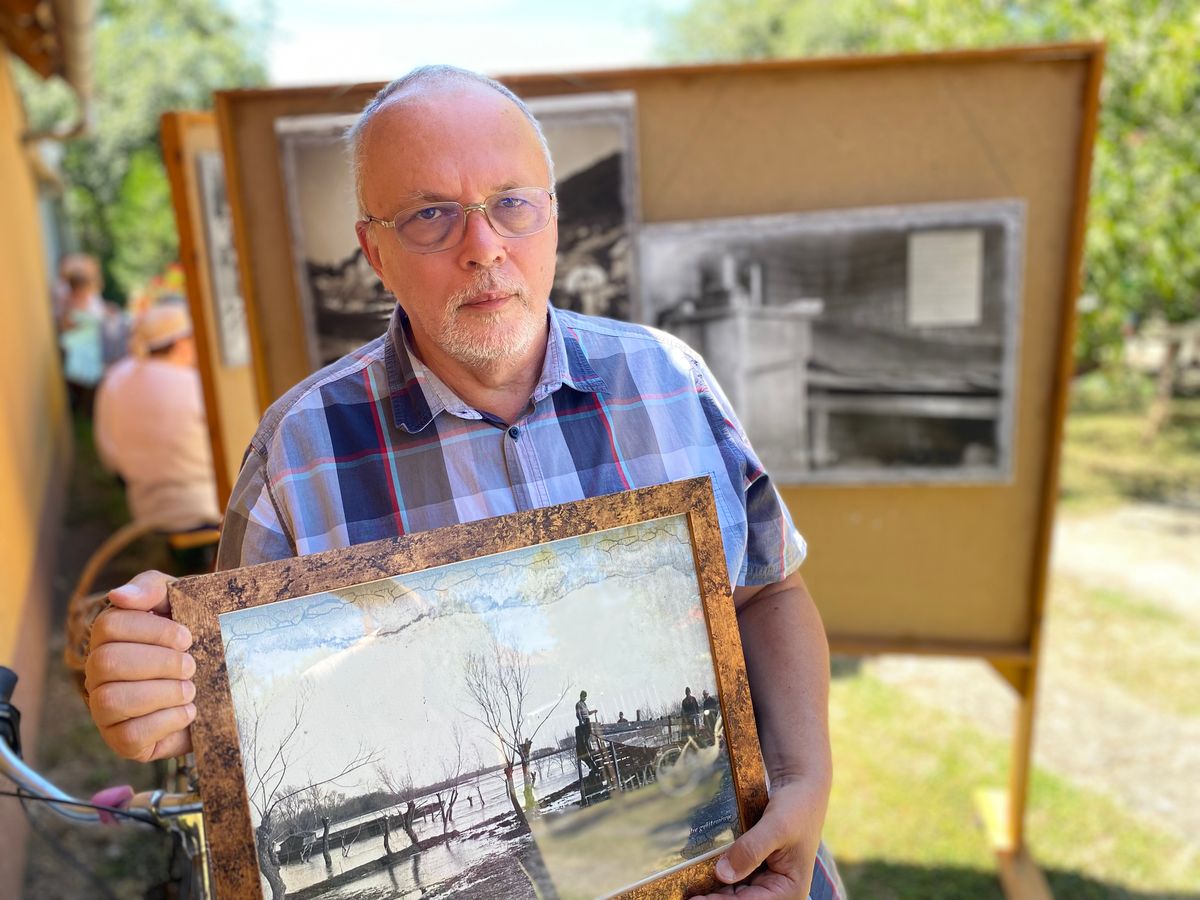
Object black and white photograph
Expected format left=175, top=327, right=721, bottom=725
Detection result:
left=276, top=91, right=638, bottom=368
left=195, top=149, right=250, bottom=367
left=639, top=201, right=1025, bottom=483
left=219, top=513, right=739, bottom=900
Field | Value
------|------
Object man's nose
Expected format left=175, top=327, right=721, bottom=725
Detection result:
left=457, top=206, right=506, bottom=269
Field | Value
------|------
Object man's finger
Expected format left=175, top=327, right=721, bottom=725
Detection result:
left=99, top=704, right=196, bottom=763
left=85, top=643, right=195, bottom=692
left=89, top=679, right=197, bottom=728
left=90, top=608, right=192, bottom=653
left=106, top=570, right=176, bottom=616
left=715, top=818, right=779, bottom=884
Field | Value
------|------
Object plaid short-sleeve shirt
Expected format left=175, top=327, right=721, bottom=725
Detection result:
left=215, top=304, right=842, bottom=898
left=217, top=304, right=806, bottom=586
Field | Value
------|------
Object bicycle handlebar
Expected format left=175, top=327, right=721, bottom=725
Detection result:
left=0, top=666, right=199, bottom=826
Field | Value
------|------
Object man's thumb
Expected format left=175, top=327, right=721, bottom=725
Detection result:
left=106, top=570, right=175, bottom=615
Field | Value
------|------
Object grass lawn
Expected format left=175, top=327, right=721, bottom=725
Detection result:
left=824, top=672, right=1200, bottom=899
left=820, top=384, right=1200, bottom=898
left=1059, top=390, right=1200, bottom=514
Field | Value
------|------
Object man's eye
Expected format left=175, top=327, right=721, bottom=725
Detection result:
left=413, top=206, right=447, bottom=221
left=494, top=196, right=528, bottom=210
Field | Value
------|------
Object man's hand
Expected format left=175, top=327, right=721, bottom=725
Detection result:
left=84, top=570, right=196, bottom=762
left=690, top=569, right=832, bottom=899
left=693, top=776, right=827, bottom=898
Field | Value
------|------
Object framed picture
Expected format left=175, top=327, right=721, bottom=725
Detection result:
left=194, top=149, right=251, bottom=368
left=171, top=478, right=766, bottom=899
left=276, top=91, right=639, bottom=368
left=640, top=200, right=1025, bottom=485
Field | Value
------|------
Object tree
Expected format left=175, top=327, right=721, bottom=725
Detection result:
left=659, top=0, right=1200, bottom=389
left=434, top=722, right=469, bottom=834
left=236, top=684, right=379, bottom=900
left=17, top=0, right=268, bottom=300
left=375, top=763, right=423, bottom=847
left=462, top=634, right=569, bottom=818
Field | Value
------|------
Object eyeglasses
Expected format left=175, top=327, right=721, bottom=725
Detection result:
left=361, top=187, right=557, bottom=254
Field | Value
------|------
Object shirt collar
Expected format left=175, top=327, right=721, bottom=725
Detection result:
left=384, top=302, right=607, bottom=433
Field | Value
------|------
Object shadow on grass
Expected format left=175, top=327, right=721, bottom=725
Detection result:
left=839, top=859, right=1198, bottom=899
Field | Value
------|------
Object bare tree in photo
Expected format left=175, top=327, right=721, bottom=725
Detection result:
left=375, top=762, right=422, bottom=848
left=232, top=674, right=380, bottom=900
left=462, top=634, right=569, bottom=818
left=433, top=721, right=470, bottom=834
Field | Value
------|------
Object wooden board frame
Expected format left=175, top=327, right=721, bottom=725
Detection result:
left=170, top=477, right=767, bottom=900
left=209, top=44, right=1105, bottom=886
left=161, top=111, right=260, bottom=509
left=214, top=42, right=1103, bottom=651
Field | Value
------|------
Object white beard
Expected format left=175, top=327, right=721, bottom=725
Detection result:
left=436, top=274, right=543, bottom=368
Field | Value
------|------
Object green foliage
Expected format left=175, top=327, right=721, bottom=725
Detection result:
left=1068, top=367, right=1156, bottom=413
left=18, top=0, right=268, bottom=301
left=659, top=0, right=1200, bottom=370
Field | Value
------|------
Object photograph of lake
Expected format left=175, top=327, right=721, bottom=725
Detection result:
left=218, top=513, right=741, bottom=899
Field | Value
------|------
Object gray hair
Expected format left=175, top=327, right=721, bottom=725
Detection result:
left=346, top=65, right=555, bottom=216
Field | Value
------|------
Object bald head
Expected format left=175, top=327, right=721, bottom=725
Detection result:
left=347, top=65, right=555, bottom=215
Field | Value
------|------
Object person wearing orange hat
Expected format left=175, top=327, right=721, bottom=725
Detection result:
left=93, top=301, right=221, bottom=531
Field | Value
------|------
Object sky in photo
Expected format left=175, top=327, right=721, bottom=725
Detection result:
left=219, top=515, right=724, bottom=812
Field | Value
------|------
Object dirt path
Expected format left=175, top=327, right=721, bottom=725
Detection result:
left=867, top=503, right=1200, bottom=848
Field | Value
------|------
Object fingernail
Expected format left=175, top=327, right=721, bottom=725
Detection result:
left=182, top=654, right=196, bottom=678
left=175, top=626, right=193, bottom=650
left=182, top=681, right=196, bottom=703
left=111, top=582, right=142, bottom=603
left=184, top=703, right=196, bottom=721
left=715, top=857, right=735, bottom=882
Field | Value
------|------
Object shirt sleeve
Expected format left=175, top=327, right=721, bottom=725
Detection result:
left=216, top=444, right=296, bottom=570
left=690, top=354, right=807, bottom=587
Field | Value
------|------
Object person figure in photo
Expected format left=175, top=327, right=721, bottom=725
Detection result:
left=617, top=711, right=628, bottom=725
left=701, top=688, right=719, bottom=741
left=681, top=686, right=701, bottom=739
left=83, top=65, right=840, bottom=900
left=574, top=690, right=599, bottom=777
left=93, top=302, right=222, bottom=532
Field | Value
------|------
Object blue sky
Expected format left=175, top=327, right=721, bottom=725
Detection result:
left=235, top=0, right=691, bottom=86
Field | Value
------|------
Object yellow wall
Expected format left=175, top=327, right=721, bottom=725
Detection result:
left=0, top=52, right=68, bottom=661
left=0, top=50, right=71, bottom=896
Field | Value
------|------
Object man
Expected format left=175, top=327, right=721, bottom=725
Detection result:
left=85, top=66, right=838, bottom=899
left=702, top=688, right=720, bottom=739
left=682, top=686, right=701, bottom=738
left=94, top=302, right=222, bottom=531
left=574, top=690, right=599, bottom=778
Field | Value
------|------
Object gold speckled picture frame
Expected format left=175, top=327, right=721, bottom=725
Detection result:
left=171, top=477, right=766, bottom=900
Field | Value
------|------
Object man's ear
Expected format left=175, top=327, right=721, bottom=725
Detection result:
left=356, top=220, right=386, bottom=278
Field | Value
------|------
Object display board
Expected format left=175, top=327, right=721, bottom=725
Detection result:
left=161, top=111, right=260, bottom=509
left=215, top=45, right=1101, bottom=660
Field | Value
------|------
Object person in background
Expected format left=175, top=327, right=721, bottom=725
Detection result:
left=57, top=253, right=113, bottom=414
left=94, top=302, right=221, bottom=532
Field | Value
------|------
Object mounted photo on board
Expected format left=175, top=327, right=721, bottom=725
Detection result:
left=276, top=91, right=639, bottom=368
left=171, top=479, right=767, bottom=900
left=194, top=150, right=251, bottom=368
left=640, top=201, right=1025, bottom=484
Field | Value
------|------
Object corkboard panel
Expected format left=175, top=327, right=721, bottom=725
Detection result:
left=161, top=111, right=260, bottom=509
left=216, top=44, right=1102, bottom=651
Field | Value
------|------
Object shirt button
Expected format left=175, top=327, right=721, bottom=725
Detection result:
left=508, top=426, right=520, bottom=439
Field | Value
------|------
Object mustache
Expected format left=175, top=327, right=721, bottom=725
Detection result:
left=447, top=271, right=528, bottom=308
